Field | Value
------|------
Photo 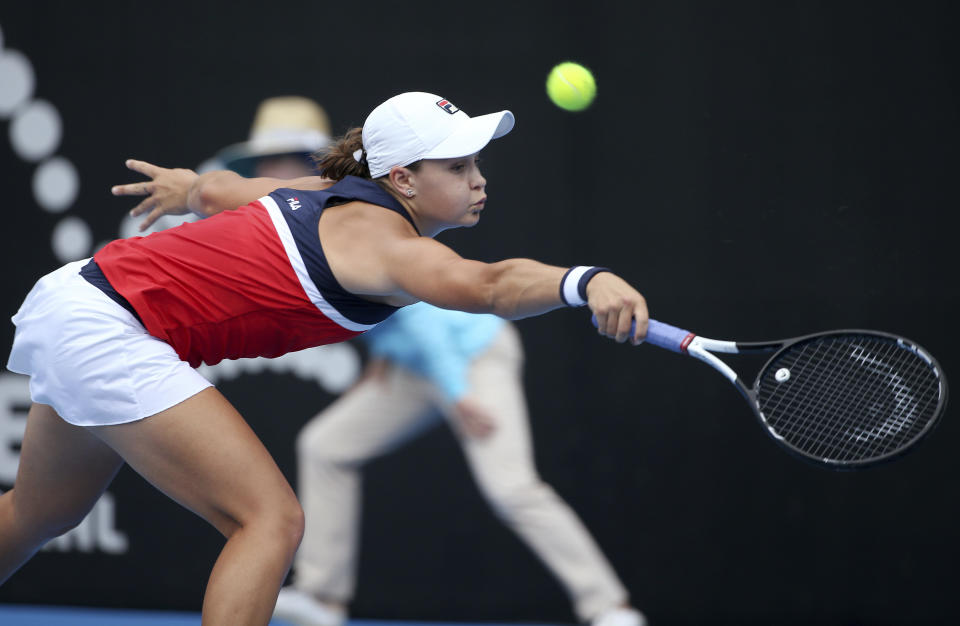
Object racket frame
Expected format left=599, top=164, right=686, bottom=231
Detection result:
left=592, top=316, right=947, bottom=468
left=681, top=328, right=947, bottom=469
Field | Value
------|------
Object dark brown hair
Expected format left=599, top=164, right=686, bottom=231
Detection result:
left=313, top=127, right=369, bottom=180
left=313, top=127, right=423, bottom=182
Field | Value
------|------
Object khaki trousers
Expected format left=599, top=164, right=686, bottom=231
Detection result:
left=292, top=324, right=628, bottom=621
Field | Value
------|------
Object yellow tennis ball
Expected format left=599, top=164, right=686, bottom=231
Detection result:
left=546, top=62, right=597, bottom=112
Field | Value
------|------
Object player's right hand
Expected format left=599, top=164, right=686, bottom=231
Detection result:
left=586, top=272, right=649, bottom=345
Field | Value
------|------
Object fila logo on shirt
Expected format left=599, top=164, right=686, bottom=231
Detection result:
left=436, top=99, right=459, bottom=115
left=286, top=197, right=302, bottom=211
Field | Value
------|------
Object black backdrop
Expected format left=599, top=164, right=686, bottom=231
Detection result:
left=0, top=2, right=957, bottom=624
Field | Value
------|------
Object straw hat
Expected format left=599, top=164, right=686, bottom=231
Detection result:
left=216, top=96, right=332, bottom=176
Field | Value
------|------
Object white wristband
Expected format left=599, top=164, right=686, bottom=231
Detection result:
left=560, top=266, right=593, bottom=307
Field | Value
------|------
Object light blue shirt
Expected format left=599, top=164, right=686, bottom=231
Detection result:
left=362, top=302, right=505, bottom=401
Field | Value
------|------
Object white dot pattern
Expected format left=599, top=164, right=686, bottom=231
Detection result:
left=1, top=23, right=85, bottom=260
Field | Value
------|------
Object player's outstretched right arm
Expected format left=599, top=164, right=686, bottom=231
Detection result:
left=379, top=236, right=649, bottom=345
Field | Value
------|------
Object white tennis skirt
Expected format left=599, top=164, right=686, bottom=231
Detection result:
left=6, top=260, right=213, bottom=427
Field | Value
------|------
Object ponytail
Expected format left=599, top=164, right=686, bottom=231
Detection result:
left=313, top=127, right=370, bottom=180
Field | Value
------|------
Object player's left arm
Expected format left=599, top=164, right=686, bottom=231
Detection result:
left=111, top=159, right=332, bottom=231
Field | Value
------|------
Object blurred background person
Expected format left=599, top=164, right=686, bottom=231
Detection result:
left=210, top=94, right=645, bottom=626
left=275, top=302, right=647, bottom=626
left=215, top=95, right=331, bottom=179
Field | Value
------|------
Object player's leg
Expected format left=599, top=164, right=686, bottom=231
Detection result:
left=451, top=324, right=634, bottom=623
left=91, top=387, right=304, bottom=626
left=0, top=402, right=124, bottom=584
left=288, top=362, right=437, bottom=609
left=3, top=261, right=297, bottom=623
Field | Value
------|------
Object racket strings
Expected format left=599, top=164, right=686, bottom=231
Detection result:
left=775, top=341, right=939, bottom=461
left=774, top=341, right=932, bottom=457
left=764, top=343, right=864, bottom=451
left=766, top=344, right=880, bottom=459
left=755, top=335, right=942, bottom=464
left=764, top=356, right=913, bottom=461
left=768, top=341, right=939, bottom=461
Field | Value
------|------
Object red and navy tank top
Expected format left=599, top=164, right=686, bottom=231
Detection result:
left=87, top=176, right=417, bottom=367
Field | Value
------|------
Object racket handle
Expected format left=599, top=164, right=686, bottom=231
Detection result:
left=590, top=316, right=693, bottom=353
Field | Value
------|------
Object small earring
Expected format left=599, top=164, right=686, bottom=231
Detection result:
left=406, top=189, right=415, bottom=197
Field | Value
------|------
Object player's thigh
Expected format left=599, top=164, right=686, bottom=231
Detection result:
left=90, top=387, right=301, bottom=537
left=13, top=402, right=124, bottom=532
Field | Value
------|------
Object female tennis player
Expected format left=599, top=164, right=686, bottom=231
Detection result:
left=1, top=92, right=648, bottom=626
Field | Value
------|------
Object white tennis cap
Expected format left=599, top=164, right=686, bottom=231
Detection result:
left=361, top=92, right=515, bottom=178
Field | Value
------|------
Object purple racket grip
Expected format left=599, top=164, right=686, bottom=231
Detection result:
left=644, top=320, right=694, bottom=353
left=590, top=316, right=693, bottom=353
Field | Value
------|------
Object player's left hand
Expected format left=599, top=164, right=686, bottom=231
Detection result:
left=111, top=159, right=198, bottom=231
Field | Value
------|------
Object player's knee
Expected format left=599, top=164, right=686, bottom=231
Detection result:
left=282, top=503, right=306, bottom=552
left=29, top=515, right=83, bottom=541
left=277, top=494, right=305, bottom=538
left=256, top=497, right=305, bottom=555
left=11, top=492, right=92, bottom=541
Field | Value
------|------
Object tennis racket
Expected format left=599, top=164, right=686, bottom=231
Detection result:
left=594, top=316, right=948, bottom=469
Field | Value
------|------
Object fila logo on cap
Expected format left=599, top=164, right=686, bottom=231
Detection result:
left=436, top=99, right=460, bottom=115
